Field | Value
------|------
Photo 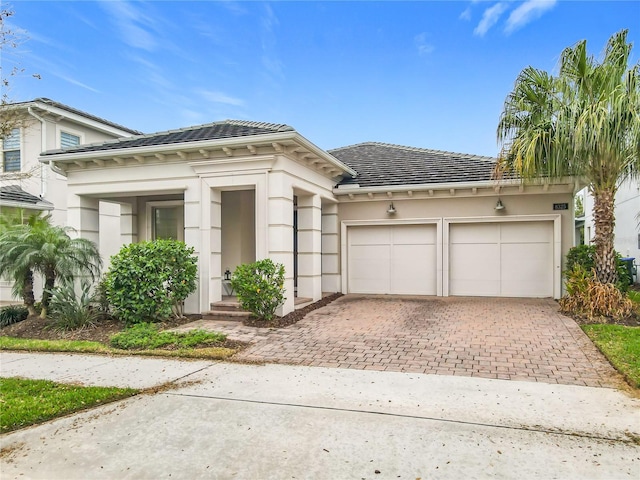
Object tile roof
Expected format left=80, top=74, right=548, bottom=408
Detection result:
left=9, top=98, right=143, bottom=135
left=330, top=142, right=499, bottom=187
left=0, top=185, right=54, bottom=209
left=41, top=119, right=295, bottom=156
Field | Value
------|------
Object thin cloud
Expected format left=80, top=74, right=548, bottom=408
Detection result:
left=260, top=4, right=284, bottom=82
left=474, top=2, right=508, bottom=37
left=414, top=33, right=435, bottom=56
left=505, top=0, right=557, bottom=34
left=198, top=89, right=245, bottom=107
left=99, top=0, right=160, bottom=51
left=459, top=7, right=472, bottom=21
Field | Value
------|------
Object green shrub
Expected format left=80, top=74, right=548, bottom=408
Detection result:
left=105, top=240, right=198, bottom=325
left=47, top=283, right=101, bottom=331
left=565, top=245, right=630, bottom=292
left=109, top=323, right=225, bottom=350
left=560, top=265, right=633, bottom=321
left=231, top=259, right=285, bottom=321
left=0, top=305, right=28, bottom=328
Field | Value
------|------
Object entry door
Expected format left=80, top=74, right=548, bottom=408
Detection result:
left=348, top=224, right=437, bottom=295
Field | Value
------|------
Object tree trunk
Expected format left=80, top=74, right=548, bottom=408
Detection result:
left=592, top=188, right=618, bottom=284
left=40, top=267, right=56, bottom=319
left=21, top=269, right=37, bottom=316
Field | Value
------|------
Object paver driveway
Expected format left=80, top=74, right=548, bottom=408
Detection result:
left=191, top=296, right=620, bottom=388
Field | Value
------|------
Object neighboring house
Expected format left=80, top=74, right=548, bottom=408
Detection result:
left=39, top=120, right=577, bottom=316
left=0, top=98, right=141, bottom=302
left=578, top=179, right=640, bottom=265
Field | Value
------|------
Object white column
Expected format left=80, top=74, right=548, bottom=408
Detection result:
left=321, top=202, right=340, bottom=293
left=210, top=188, right=222, bottom=305
left=67, top=194, right=99, bottom=246
left=183, top=182, right=201, bottom=314
left=268, top=172, right=294, bottom=316
left=297, top=194, right=322, bottom=301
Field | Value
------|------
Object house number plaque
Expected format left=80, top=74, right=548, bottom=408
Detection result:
left=553, top=203, right=569, bottom=210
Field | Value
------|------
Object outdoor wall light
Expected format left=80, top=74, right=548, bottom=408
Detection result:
left=224, top=269, right=232, bottom=281
left=495, top=199, right=505, bottom=211
left=387, top=202, right=397, bottom=215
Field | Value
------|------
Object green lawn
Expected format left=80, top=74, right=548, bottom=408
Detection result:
left=582, top=324, right=640, bottom=388
left=0, top=336, right=237, bottom=360
left=0, top=377, right=137, bottom=433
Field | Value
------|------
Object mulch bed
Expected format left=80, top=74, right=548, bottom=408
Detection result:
left=243, top=293, right=343, bottom=328
left=1, top=294, right=345, bottom=345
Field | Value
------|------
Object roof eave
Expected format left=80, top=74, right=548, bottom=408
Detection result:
left=333, top=177, right=578, bottom=195
left=39, top=130, right=358, bottom=178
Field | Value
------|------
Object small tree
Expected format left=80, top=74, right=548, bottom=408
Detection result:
left=231, top=259, right=285, bottom=321
left=105, top=240, right=197, bottom=325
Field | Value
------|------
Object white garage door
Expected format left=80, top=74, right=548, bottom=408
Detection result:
left=348, top=224, right=437, bottom=295
left=449, top=222, right=553, bottom=297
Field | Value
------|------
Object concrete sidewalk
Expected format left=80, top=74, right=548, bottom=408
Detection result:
left=0, top=351, right=215, bottom=389
left=1, top=353, right=639, bottom=479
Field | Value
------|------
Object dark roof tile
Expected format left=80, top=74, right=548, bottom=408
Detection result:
left=330, top=142, right=499, bottom=187
left=0, top=185, right=54, bottom=208
left=41, top=119, right=294, bottom=156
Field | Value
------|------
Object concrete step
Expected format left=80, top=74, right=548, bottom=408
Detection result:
left=202, top=310, right=252, bottom=321
left=210, top=301, right=243, bottom=312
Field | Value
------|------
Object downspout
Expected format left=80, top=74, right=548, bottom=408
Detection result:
left=26, top=107, right=49, bottom=196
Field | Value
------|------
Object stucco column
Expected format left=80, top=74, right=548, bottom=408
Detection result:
left=297, top=194, right=322, bottom=301
left=321, top=202, right=340, bottom=293
left=210, top=188, right=222, bottom=305
left=67, top=194, right=99, bottom=246
left=268, top=172, right=294, bottom=316
left=183, top=183, right=201, bottom=314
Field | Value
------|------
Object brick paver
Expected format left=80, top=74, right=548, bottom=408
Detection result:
left=193, top=296, right=622, bottom=388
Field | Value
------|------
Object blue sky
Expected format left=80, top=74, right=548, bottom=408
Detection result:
left=6, top=0, right=639, bottom=156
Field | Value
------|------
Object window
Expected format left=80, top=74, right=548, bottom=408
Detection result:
left=60, top=131, right=81, bottom=148
left=153, top=207, right=181, bottom=240
left=2, top=128, right=20, bottom=172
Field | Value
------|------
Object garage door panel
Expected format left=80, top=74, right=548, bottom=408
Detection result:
left=501, top=221, right=552, bottom=243
left=349, top=245, right=390, bottom=294
left=391, top=244, right=437, bottom=295
left=449, top=243, right=500, bottom=296
left=501, top=243, right=552, bottom=297
left=350, top=226, right=390, bottom=245
left=393, top=224, right=437, bottom=245
left=450, top=223, right=499, bottom=244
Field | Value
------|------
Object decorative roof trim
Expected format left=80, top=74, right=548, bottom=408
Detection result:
left=3, top=98, right=142, bottom=136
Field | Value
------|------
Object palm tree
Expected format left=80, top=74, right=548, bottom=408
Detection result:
left=0, top=212, right=44, bottom=315
left=0, top=214, right=102, bottom=318
left=497, top=30, right=640, bottom=285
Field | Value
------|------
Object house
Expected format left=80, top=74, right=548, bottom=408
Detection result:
left=0, top=98, right=141, bottom=302
left=39, top=119, right=577, bottom=316
left=578, top=180, right=639, bottom=278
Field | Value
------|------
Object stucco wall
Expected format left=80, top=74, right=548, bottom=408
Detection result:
left=337, top=189, right=575, bottom=296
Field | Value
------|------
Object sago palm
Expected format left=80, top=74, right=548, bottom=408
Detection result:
left=0, top=213, right=47, bottom=315
left=497, top=29, right=640, bottom=284
left=0, top=214, right=102, bottom=318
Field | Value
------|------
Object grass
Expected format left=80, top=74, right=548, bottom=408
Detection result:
left=582, top=324, right=640, bottom=388
left=0, top=335, right=238, bottom=360
left=0, top=377, right=137, bottom=433
left=109, top=323, right=226, bottom=350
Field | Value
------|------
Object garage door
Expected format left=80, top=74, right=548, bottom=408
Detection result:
left=449, top=222, right=553, bottom=297
left=348, top=225, right=437, bottom=295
